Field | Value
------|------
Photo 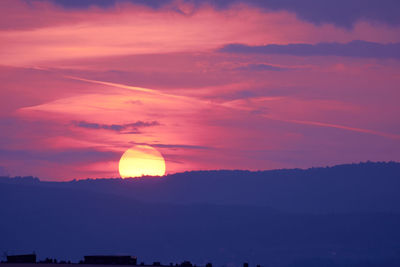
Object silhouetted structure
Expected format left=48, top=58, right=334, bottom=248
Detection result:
left=7, top=254, right=36, bottom=263
left=84, top=256, right=137, bottom=265
left=180, top=261, right=193, bottom=267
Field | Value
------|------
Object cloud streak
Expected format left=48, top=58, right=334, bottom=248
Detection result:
left=73, top=120, right=160, bottom=132
left=273, top=117, right=400, bottom=140
left=131, top=142, right=211, bottom=150
left=2, top=1, right=400, bottom=65
left=235, top=63, right=288, bottom=71
left=66, top=75, right=400, bottom=141
left=220, top=40, right=400, bottom=59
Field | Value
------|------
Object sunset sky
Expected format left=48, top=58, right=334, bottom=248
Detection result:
left=1, top=0, right=399, bottom=180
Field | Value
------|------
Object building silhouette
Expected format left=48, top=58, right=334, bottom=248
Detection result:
left=84, top=255, right=137, bottom=265
left=6, top=254, right=36, bottom=263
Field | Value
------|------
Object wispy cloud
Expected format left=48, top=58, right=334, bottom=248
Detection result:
left=73, top=120, right=160, bottom=132
left=31, top=0, right=400, bottom=27
left=3, top=1, right=400, bottom=65
left=270, top=117, right=400, bottom=140
left=235, top=63, right=288, bottom=71
left=66, top=75, right=400, bottom=141
left=220, top=40, right=400, bottom=59
left=131, top=142, right=212, bottom=150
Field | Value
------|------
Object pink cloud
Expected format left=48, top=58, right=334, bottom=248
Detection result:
left=2, top=0, right=400, bottom=65
left=0, top=1, right=399, bottom=179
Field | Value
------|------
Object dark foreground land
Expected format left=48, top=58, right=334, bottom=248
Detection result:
left=1, top=162, right=400, bottom=267
left=0, top=265, right=166, bottom=267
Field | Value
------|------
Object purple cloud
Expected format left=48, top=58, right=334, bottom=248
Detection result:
left=73, top=120, right=160, bottom=132
left=235, top=64, right=288, bottom=71
left=220, top=40, right=400, bottom=59
left=39, top=0, right=400, bottom=27
left=130, top=142, right=211, bottom=150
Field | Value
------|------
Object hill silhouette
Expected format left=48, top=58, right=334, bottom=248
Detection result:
left=1, top=162, right=400, bottom=267
left=3, top=162, right=399, bottom=213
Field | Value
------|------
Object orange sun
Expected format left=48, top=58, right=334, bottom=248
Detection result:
left=118, top=145, right=166, bottom=178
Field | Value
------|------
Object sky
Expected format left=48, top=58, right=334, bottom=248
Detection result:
left=0, top=0, right=399, bottom=180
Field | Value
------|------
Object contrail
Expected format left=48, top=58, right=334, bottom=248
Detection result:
left=64, top=75, right=400, bottom=140
left=64, top=75, right=158, bottom=94
left=63, top=75, right=205, bottom=103
left=276, top=118, right=400, bottom=140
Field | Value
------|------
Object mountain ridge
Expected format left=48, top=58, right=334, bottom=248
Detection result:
left=1, top=161, right=400, bottom=266
left=1, top=161, right=400, bottom=213
left=2, top=161, right=398, bottom=182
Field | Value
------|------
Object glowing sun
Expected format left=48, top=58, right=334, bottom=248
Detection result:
left=119, top=145, right=166, bottom=178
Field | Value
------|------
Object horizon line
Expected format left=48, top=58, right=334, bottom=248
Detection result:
left=0, top=161, right=398, bottom=182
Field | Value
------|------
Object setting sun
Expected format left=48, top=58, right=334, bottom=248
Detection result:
left=118, top=145, right=166, bottom=178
